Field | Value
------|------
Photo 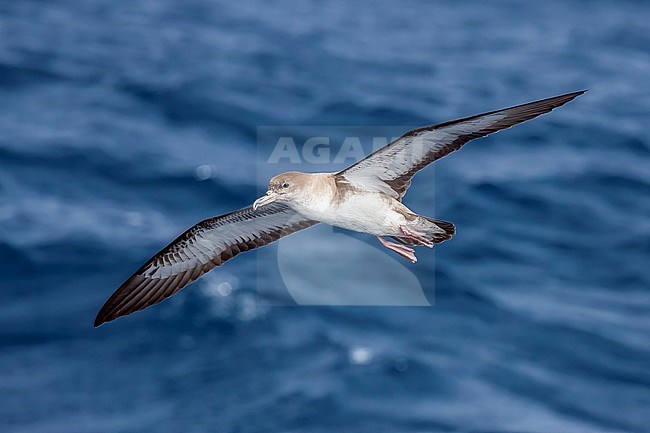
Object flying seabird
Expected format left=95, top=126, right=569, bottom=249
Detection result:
left=94, top=90, right=585, bottom=326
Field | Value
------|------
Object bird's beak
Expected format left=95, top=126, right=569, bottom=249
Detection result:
left=253, top=191, right=278, bottom=211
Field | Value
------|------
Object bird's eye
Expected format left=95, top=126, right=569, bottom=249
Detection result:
left=282, top=182, right=290, bottom=188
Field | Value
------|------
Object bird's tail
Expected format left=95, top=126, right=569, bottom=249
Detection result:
left=391, top=216, right=456, bottom=246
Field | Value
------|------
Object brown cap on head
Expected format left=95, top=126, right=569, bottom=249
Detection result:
left=268, top=171, right=306, bottom=192
left=253, top=171, right=311, bottom=210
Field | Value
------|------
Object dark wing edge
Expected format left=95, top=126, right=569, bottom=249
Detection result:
left=339, top=90, right=587, bottom=199
left=94, top=204, right=317, bottom=327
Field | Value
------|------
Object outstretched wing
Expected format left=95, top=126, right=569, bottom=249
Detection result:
left=338, top=91, right=586, bottom=199
left=95, top=203, right=317, bottom=326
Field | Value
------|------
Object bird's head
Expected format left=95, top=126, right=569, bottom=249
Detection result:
left=253, top=171, right=308, bottom=210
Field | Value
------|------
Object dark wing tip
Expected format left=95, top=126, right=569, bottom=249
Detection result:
left=545, top=89, right=587, bottom=104
left=93, top=266, right=208, bottom=327
left=94, top=311, right=109, bottom=327
left=93, top=275, right=149, bottom=327
left=92, top=218, right=220, bottom=328
left=503, top=89, right=588, bottom=124
left=94, top=294, right=118, bottom=327
left=563, top=89, right=588, bottom=97
left=503, top=89, right=587, bottom=120
left=526, top=89, right=587, bottom=112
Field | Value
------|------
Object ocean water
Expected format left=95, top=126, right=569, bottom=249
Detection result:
left=1, top=1, right=649, bottom=432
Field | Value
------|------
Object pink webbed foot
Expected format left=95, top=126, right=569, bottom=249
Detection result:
left=376, top=236, right=417, bottom=263
left=400, top=226, right=434, bottom=248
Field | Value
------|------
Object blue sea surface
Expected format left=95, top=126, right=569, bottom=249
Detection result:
left=1, top=1, right=649, bottom=432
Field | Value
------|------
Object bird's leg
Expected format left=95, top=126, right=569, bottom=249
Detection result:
left=376, top=236, right=417, bottom=263
left=400, top=226, right=434, bottom=248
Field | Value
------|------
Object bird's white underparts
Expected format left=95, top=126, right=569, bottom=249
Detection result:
left=95, top=90, right=586, bottom=326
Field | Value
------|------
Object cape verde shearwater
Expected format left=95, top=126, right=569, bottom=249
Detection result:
left=94, top=90, right=585, bottom=326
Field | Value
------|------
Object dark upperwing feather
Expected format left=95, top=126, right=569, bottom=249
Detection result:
left=94, top=203, right=317, bottom=326
left=338, top=91, right=586, bottom=199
